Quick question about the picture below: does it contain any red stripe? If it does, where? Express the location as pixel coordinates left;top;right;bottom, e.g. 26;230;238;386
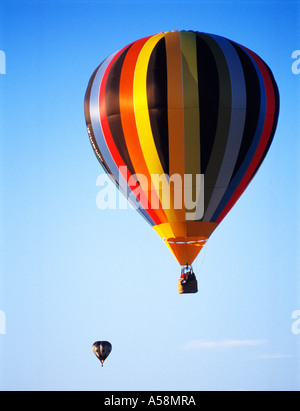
118;35;168;224
98;42;162;225
216;48;276;225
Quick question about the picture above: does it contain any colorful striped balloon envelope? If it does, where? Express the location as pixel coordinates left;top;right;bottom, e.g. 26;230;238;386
84;30;279;266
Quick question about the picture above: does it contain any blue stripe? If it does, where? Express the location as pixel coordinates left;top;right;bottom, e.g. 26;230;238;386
211;45;268;222
203;34;247;221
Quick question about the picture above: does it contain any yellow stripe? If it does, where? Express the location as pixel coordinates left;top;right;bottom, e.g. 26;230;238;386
181;31;201;174
133;33;177;222
133;33;165;177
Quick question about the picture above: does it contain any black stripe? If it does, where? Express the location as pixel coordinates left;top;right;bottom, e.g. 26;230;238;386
146;37;169;176
104;46;136;177
195;33;220;175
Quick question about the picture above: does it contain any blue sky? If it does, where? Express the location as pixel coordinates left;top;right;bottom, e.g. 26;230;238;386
0;0;299;391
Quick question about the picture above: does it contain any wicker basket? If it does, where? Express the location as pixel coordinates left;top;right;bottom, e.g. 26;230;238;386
178;279;198;294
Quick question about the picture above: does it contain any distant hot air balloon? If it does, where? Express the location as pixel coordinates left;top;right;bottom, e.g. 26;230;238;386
84;30;279;291
92;341;112;367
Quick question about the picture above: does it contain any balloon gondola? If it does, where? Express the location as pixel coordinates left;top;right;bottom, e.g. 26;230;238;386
84;31;279;293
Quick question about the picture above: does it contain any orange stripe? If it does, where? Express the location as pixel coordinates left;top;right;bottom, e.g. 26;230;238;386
119;36;168;224
165;31;186;223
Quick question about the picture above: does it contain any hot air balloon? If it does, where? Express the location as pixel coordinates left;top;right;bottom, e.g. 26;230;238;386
92;341;112;367
84;30;279;293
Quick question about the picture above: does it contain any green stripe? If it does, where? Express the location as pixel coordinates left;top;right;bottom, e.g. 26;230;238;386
181;31;201;178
